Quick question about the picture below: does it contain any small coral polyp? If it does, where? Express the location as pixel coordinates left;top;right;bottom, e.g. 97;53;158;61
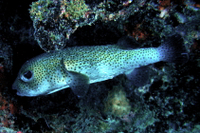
104;85;131;117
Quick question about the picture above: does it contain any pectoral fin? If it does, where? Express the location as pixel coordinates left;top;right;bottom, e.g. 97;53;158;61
67;71;89;97
61;58;89;97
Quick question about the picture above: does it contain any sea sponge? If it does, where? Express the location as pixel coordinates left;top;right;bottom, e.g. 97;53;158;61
104;85;131;117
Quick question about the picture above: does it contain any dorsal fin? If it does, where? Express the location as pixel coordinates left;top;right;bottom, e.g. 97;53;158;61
117;36;141;49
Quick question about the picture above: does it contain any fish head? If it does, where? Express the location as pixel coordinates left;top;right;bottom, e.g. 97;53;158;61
12;54;69;97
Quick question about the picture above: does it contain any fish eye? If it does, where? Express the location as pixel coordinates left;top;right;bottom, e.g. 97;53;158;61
20;70;33;82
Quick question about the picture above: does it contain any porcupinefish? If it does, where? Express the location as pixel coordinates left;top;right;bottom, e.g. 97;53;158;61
12;34;188;97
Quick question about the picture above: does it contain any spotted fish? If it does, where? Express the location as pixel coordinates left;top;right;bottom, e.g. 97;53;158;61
12;35;188;97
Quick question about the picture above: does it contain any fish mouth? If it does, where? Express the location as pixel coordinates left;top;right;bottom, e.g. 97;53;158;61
16;92;26;96
12;82;17;90
12;83;29;96
12;82;20;94
16;90;37;97
12;80;20;91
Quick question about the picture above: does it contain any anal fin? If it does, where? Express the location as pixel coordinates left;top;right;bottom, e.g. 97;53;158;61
126;66;150;87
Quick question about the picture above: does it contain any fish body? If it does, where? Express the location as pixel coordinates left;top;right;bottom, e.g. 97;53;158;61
12;35;188;97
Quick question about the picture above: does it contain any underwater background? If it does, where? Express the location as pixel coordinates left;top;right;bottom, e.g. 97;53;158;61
0;0;200;132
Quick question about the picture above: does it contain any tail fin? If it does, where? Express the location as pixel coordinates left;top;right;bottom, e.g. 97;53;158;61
157;34;189;63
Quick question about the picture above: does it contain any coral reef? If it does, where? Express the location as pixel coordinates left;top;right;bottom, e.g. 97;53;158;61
104;85;131;117
29;0;146;51
0;41;13;73
0;94;16;128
